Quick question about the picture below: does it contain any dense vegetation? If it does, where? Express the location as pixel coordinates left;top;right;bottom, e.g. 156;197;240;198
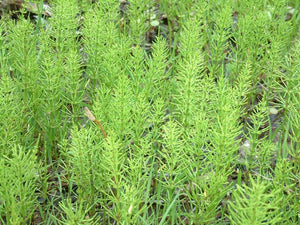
0;0;299;224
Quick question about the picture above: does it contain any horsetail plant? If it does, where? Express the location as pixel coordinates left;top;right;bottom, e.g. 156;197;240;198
0;0;299;224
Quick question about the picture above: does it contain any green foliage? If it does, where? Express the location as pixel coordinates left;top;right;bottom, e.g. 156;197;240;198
0;0;299;224
0;145;40;224
228;176;283;224
58;198;97;224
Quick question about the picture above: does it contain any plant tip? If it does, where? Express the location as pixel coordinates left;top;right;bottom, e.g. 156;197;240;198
84;106;96;121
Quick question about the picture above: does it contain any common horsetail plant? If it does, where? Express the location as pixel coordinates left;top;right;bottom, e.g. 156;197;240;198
0;0;299;223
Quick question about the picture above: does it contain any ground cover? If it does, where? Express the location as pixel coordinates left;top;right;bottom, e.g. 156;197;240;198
0;0;299;224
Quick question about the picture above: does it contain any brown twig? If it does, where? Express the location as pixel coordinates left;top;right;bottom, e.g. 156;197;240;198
84;107;107;139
